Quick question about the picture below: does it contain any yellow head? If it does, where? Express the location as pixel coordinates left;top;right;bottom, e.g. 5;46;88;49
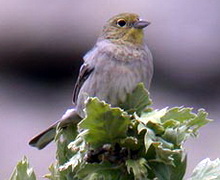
100;13;150;45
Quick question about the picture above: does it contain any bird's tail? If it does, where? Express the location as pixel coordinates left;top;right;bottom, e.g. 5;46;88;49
29;108;82;150
29;125;56;149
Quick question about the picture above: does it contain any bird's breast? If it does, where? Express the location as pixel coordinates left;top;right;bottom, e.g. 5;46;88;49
76;40;153;117
82;56;149;106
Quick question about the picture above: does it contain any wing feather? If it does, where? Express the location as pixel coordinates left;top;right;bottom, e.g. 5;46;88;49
72;63;94;105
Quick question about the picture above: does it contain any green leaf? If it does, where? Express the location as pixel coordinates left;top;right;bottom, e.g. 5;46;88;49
46;161;77;180
76;162;131;180
52;124;78;180
161;107;195;123
161;108;211;147
59;135;86;172
137;122;147;134
9;156;36;180
79;97;130;148
149;152;186;180
137;122;157;153
189;158;220;180
119;83;152;115
146;121;165;135
144;128;155;152
120;136;140;151
162;126;189;147
186;109;212;133
126;158;149;180
148;142;186;180
45;163;61;180
170;153;187;180
152;143;176;166
162;120;179;128
55;124;78;165
138;108;168;124
149;162;171;180
59;151;83;172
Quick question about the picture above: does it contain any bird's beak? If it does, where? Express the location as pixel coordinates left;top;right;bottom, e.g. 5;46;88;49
133;20;151;29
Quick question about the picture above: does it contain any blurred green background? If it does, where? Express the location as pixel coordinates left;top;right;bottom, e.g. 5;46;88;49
1;0;220;179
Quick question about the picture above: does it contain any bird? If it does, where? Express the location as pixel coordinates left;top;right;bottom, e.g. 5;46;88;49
29;12;153;149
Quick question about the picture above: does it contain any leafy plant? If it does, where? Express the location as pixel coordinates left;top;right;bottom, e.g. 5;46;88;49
9;157;36;180
10;83;219;180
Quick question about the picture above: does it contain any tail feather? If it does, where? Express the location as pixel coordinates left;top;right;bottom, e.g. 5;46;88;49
29;108;82;149
29;126;56;149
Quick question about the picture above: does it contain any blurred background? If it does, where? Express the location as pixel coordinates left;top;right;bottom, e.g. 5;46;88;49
1;0;220;179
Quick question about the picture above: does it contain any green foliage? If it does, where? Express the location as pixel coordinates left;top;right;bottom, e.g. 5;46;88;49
9;83;215;180
76;162;131;180
119;83;152;115
46;124;78;180
54;83;212;180
9;157;36;180
79;98;130;148
126;158;149;180
189;158;220;180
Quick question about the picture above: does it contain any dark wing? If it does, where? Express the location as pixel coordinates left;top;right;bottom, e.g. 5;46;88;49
72;63;94;105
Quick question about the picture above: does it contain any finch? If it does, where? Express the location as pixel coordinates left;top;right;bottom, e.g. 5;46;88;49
29;13;153;149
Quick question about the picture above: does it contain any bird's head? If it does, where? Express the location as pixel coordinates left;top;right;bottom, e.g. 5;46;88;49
100;13;150;45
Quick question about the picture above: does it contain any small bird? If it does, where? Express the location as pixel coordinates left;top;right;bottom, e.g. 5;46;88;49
29;13;153;149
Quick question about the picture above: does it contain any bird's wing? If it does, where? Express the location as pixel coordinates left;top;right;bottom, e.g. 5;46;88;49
72;63;94;105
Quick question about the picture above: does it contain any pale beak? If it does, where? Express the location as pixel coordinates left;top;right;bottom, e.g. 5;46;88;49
133;20;151;29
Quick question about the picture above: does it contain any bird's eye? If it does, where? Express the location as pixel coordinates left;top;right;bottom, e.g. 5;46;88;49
116;19;127;27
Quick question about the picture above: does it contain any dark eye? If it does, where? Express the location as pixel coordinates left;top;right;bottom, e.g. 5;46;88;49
116;19;127;27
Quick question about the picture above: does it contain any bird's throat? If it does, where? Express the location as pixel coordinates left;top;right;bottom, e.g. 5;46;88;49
122;28;144;45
